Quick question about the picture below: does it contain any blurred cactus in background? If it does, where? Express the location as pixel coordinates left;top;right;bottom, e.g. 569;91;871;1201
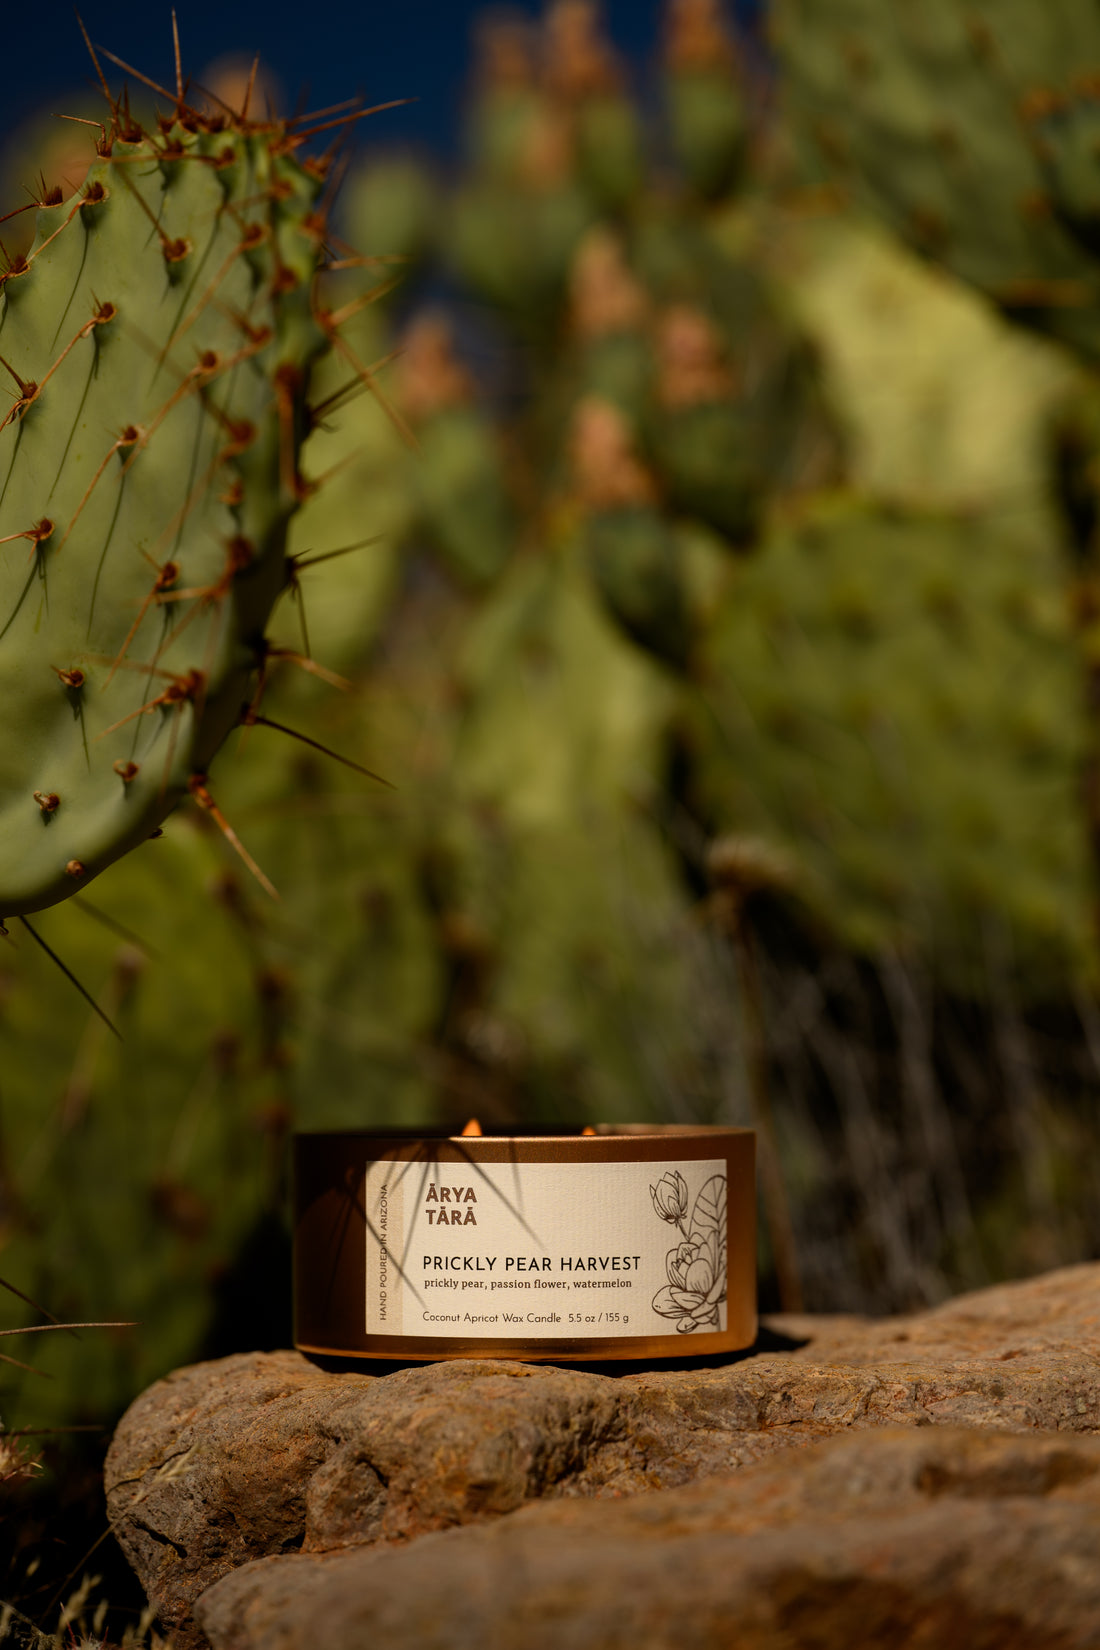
773;0;1100;936
260;0;1099;1320
5;0;1100;1452
772;0;1100;364
664;0;749;202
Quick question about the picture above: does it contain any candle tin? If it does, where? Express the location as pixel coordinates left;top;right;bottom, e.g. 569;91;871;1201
294;1125;756;1362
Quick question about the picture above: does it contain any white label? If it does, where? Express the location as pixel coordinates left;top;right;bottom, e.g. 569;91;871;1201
363;1157;728;1340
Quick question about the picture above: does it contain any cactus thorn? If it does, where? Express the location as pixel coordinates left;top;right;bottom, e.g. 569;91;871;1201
0;357;37;426
25;306;119;430
97;46;182;113
293;97;416;144
261;644;350;691
188;774;279;900
58;427;141;553
155;536;254;612
18;914;121;1039
0;245;30;285
171;9;184;105
102;561;179;684
0;1276;76;1336
286;96;361;131
72;893;158;959
240;54;261;121
23;192;88;266
116;346;230;473
0;203;36;230
321;323;418;450
240;708;393;786
74;11;117;121
289;535;384;575
97;665;204;736
161;232;266;359
116;166;193;266
0;519;54;552
53;111;110;156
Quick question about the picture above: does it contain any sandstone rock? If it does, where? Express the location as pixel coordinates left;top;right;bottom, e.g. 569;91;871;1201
196;1427;1100;1650
105;1262;1100;1649
768;1257;1100;1363
107;1355;623;1648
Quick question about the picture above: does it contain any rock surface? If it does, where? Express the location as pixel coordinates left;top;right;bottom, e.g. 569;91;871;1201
106;1262;1100;1649
196;1427;1100;1650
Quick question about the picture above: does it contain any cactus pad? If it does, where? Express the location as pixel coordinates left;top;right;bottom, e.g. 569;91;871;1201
0;106;329;917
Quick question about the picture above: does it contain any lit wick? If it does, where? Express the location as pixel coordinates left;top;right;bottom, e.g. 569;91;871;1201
461;1118;483;1137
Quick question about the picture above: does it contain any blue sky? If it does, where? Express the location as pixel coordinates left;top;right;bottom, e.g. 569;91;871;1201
11;1;693;160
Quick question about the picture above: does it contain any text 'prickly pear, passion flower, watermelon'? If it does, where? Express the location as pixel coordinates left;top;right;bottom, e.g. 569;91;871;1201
0;78;350;921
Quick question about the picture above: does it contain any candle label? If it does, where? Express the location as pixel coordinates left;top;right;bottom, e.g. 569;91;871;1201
363;1157;728;1339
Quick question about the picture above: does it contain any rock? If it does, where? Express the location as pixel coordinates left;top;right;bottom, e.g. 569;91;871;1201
767;1258;1100;1363
107;1355;625;1648
105;1262;1100;1649
196;1427;1100;1650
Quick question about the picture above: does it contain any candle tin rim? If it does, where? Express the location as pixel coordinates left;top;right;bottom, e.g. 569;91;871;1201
293;1123;751;1140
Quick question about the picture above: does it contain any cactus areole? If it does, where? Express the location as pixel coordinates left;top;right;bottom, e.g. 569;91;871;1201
0;96;335;919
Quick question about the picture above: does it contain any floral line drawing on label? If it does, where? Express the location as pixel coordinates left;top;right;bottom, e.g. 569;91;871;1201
648;1169;728;1334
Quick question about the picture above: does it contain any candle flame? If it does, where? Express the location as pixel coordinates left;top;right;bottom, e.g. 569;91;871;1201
461;1118;483;1137
582;1126;596;1135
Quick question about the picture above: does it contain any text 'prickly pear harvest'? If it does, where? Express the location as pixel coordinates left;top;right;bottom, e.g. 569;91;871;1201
0;54;358;921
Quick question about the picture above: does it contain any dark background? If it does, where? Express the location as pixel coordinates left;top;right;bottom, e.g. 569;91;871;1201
9;1;706;162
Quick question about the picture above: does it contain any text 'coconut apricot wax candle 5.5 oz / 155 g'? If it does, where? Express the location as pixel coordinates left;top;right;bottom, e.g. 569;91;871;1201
293;1123;756;1361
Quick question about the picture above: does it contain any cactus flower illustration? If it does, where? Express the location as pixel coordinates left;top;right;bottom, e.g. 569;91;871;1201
650;1173;727;1333
650;1169;689;1228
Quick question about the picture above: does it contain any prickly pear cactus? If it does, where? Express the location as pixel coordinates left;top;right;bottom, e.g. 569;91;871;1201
0;109;327;918
688;494;1093;985
6;0;1100;1419
664;0;748;201
773;0;1100;363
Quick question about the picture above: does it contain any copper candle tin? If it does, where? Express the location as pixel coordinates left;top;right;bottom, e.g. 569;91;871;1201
294;1125;756;1362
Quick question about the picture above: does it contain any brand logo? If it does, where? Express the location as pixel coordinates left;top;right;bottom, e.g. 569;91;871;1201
424;1183;478;1226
